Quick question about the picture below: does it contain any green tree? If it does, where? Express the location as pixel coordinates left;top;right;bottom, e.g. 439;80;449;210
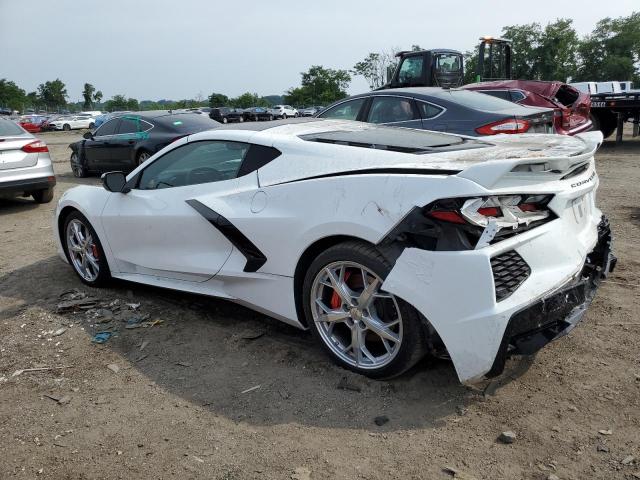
93;90;103;105
537;19;579;81
285;65;350;106
0;79;26;111
352;48;401;89
229;92;269;108
105;94;139;112
37;79;67;110
576;12;640;82
501;23;542;80
82;83;96;109
208;92;229;107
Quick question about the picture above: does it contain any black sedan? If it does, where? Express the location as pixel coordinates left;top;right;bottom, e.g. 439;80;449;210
243;107;274;121
315;87;555;137
69;111;220;177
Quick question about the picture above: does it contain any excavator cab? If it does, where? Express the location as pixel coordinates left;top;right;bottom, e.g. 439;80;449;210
381;49;464;89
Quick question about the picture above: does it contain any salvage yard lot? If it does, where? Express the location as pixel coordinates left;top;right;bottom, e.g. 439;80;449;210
1;130;639;479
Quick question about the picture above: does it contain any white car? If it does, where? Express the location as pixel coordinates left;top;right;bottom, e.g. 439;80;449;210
53;119;615;384
50;115;95;131
267;105;298;119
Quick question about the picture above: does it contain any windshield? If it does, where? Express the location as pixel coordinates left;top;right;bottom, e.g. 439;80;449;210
435;53;462;72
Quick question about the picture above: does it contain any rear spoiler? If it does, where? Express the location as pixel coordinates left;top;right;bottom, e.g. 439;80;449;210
456;131;603;189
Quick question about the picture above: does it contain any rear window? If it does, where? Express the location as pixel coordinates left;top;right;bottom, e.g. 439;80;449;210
443;90;519;112
0;119;25;136
156;114;220;131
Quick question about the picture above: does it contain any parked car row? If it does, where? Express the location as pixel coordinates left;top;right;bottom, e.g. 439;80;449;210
208;105;304;123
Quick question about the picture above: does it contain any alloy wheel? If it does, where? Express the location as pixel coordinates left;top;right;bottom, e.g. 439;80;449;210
311;261;403;369
66;219;100;282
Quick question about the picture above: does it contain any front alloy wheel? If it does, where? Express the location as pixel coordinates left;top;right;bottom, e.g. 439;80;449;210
303;241;427;378
63;212;110;286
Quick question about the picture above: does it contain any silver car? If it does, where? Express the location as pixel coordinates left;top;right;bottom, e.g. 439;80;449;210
0;118;56;203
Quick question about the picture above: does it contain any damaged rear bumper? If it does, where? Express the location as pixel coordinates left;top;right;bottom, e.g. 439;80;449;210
382;215;615;385
487;217;616;378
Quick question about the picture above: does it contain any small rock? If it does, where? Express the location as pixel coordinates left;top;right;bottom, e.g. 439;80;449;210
622;455;636;466
106;364;120;374
240;328;266;340
57;395;71;405
456;405;468;416
551;426;561;432
176;361;192;367
336;376;361;392
598;429;613;436
374;415;389;426
140;340;150;351
567;405;578;412
597;444;609;453
497;431;516;444
291;467;311;480
442;466;479;480
547;475;560;480
52;327;67;337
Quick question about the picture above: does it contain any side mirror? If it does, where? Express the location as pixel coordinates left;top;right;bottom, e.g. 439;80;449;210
101;171;129;193
83;131;93;139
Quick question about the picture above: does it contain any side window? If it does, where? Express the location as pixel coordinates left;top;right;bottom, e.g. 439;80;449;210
367;97;419;124
317;98;366;121
398;56;424;84
510;91;526;102
417;101;444;119
138;141;249;190
139;120;153;132
118;118;138;134
95;119;118;136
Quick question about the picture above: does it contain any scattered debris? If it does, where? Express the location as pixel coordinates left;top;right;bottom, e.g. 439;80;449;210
176;361;192;367
547;474;560;480
126;303;141;310
336;376;362;392
241;385;261;394
443;466;479;480
240;328;266;340
57;297;97;313
597;444;609;453
125;317;144;329
12;366;71;377
497;431;517;444
91;332;112;344
140;340;150;351
374;415;389;426
106;364;120;374
622;455;636;465
291;467;312;480
598;429;613;436
52;327;67;337
135;354;148;363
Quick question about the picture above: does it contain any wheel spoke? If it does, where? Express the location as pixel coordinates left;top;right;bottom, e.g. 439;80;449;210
325;267;355;307
357;276;380;309
350;326;365;366
86;254;99;272
361;315;400;344
314;299;349;324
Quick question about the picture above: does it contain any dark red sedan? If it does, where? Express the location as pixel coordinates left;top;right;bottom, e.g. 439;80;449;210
18;115;46;133
462;80;592;136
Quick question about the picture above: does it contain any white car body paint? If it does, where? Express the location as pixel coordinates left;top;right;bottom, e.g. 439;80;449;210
54;120;608;383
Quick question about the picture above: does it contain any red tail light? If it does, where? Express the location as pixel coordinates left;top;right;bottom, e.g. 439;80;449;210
428;210;466;224
475;118;530;135
21;140;49;153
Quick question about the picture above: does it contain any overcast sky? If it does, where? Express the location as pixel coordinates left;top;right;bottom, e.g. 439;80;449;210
1;0;637;102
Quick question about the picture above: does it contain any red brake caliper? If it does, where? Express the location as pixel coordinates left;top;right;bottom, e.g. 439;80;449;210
91;244;99;259
330;270;351;309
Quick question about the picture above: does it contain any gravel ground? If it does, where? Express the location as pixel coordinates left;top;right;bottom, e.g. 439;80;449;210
0;129;639;480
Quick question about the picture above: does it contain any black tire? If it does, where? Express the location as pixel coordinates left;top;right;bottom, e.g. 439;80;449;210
222;117;228;124
268;115;274;121
63;124;71;131
62;211;111;287
70;152;87;178
32;188;54;204
591;111;617;139
238;115;244;123
302;241;427;379
136;150;151;166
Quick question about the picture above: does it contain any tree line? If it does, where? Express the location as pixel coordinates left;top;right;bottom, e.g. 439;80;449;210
1;12;637;113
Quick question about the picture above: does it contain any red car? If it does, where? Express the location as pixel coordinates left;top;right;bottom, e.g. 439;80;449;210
462;80;592;136
18;116;46;133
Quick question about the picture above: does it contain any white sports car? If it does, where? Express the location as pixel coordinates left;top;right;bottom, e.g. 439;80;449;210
54;119;615;384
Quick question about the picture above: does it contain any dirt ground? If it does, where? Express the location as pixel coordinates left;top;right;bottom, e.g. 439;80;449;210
0;128;639;480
